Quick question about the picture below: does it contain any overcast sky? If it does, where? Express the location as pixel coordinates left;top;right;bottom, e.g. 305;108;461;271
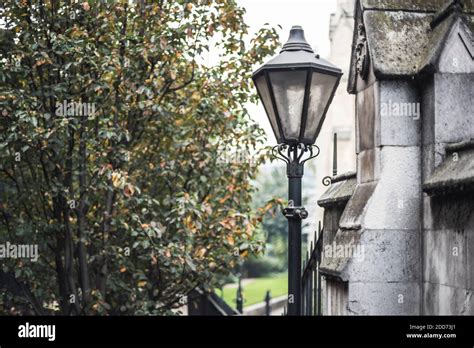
236;0;338;145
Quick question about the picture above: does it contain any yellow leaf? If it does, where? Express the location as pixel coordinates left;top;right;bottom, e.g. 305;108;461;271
219;194;231;204
111;172;121;187
245;224;253;237
264;202;274;211
119;266;126;273
138;280;147;287
196;247;207;258
191;91;200;101
184;215;191;228
226;235;235;246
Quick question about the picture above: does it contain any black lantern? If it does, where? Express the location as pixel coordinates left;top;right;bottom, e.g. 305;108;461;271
252;26;342;316
252;25;342;145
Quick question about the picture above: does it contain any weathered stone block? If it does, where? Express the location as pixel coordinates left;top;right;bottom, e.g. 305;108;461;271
343;229;420;283
348;281;420;315
468;226;474;291
357;148;379;183
356;83;376;153
423;282;473;315
421;76;435;145
434;73;474;143
424;228;467;289
364;146;421;230
376;80;421;146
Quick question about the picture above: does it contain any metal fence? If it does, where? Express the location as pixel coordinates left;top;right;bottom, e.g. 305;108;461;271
301;223;324;316
188;288;239;316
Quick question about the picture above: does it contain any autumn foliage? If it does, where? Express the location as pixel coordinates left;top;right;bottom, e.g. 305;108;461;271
0;0;279;314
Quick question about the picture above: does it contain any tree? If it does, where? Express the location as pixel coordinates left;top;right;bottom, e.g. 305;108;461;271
0;0;279;315
241;163;315;277
251;166;288;268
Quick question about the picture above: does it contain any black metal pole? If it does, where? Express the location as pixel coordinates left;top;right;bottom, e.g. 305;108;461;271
288;173;302;315
275;144;316;316
284;146;307;316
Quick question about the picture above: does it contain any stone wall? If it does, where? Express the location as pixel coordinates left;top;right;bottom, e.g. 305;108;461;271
318;0;474;315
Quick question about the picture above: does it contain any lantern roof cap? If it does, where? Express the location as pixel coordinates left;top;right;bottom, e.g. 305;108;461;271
252;26;343;78
281;25;314;52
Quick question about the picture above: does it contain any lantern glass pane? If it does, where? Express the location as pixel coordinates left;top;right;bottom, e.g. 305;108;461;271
303;72;338;143
269;70;307;142
254;74;282;143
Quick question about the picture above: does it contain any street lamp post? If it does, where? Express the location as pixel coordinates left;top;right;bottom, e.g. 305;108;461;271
252;26;342;315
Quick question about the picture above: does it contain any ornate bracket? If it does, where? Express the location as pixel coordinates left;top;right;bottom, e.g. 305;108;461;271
271;144;320;168
272;143;320;221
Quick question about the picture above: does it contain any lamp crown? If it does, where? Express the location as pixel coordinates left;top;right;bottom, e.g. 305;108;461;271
281;26;314;53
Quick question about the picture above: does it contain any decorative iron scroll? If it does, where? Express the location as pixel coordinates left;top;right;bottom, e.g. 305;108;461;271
271;143;320;165
322;176;332;186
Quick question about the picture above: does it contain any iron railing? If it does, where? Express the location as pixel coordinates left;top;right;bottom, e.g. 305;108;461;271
301;223;324;316
299;132;337;315
188;288;239;316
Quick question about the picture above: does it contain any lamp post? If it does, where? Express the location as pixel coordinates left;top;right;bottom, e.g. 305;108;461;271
252;26;342;315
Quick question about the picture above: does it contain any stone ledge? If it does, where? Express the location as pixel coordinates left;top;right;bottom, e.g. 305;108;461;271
423;145;474;195
317;172;357;208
